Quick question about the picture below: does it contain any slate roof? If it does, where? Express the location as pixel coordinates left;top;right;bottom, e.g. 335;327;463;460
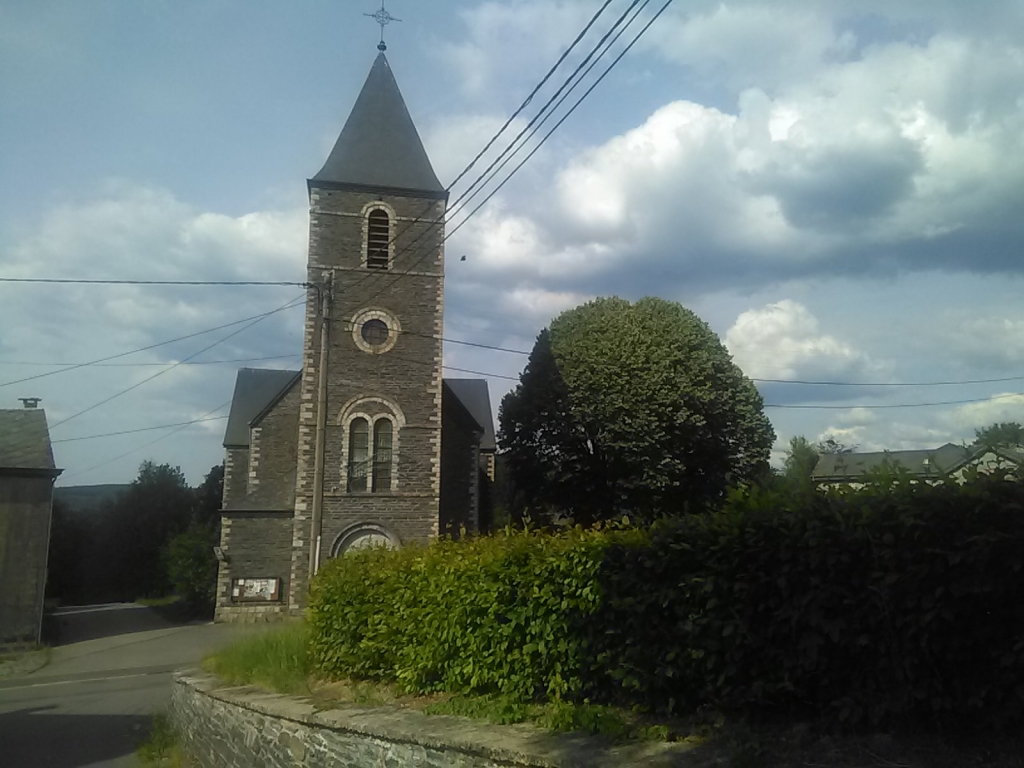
311;53;445;197
223;369;301;448
443;379;495;451
0;409;59;473
812;443;978;481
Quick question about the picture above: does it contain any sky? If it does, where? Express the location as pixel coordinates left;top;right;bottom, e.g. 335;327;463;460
2;0;1023;487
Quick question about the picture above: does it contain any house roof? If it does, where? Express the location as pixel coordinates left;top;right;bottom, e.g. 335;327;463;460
811;443;977;481
0;409;59;473
311;53;445;198
443;378;495;451
223;369;301;448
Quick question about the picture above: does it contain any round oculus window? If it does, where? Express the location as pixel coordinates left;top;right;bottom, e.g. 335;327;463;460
361;318;389;346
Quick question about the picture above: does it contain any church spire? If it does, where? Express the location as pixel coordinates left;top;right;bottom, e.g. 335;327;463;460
311;53;445;198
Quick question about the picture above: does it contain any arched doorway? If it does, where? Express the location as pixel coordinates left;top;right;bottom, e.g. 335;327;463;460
331;523;399;557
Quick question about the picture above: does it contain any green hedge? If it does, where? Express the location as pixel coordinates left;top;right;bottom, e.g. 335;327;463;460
308;476;1024;728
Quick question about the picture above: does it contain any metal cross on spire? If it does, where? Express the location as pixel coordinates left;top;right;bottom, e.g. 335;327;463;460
365;1;401;52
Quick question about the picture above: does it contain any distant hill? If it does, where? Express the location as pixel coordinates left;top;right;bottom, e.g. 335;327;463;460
54;484;130;515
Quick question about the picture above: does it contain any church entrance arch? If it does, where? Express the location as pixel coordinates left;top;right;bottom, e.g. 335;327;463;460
330;523;399;557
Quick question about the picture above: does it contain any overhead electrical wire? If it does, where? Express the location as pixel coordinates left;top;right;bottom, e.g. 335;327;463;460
0;300;308;389
0;354;303;368
59;400;233;482
448;0;675;242
763;392;1024;410
47;294;306;431
351;1;670;310
326;1;621;303
446;0;650;225
51;415;228;443
0;278;310;287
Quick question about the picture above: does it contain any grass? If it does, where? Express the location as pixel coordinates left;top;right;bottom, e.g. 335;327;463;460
423;695;677;742
136;713;190;767
202;621;311;695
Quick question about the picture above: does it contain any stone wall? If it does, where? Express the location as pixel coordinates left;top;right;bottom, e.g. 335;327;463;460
215;512;294;623
170;670;706;768
249;383;301;497
0;474;52;649
439;393;481;538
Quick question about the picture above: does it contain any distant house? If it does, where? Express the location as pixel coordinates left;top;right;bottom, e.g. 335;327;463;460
0;404;62;649
811;442;1023;486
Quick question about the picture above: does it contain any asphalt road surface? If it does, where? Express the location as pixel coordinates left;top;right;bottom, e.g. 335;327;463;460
0;604;255;768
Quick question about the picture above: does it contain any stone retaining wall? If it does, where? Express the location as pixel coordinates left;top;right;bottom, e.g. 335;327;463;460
170;670;715;768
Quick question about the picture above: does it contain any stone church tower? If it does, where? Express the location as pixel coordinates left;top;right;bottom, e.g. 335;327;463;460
288;52;449;607
214;51;493;623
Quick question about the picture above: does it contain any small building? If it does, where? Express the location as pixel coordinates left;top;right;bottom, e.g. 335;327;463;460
0;404;62;649
811;442;1023;487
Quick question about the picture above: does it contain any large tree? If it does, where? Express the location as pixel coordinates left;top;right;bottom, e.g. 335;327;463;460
499;297;775;525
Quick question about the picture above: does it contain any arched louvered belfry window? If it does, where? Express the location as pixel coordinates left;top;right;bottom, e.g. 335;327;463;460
347;417;370;492
372;419;393;492
366;209;390;270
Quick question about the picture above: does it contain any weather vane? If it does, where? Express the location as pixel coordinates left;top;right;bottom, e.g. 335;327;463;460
365;1;401;52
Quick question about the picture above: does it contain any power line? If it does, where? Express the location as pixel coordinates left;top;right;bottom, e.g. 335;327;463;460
0;277;310;287
763;392;1024;410
48;294;306;430
447;0;675;242
59;400;233;482
0;298;308;389
447;0;643;223
0;354;302;368
447;0;649;224
335;1;641;302
447;0;618;192
52;415;228;443
754;374;1024;387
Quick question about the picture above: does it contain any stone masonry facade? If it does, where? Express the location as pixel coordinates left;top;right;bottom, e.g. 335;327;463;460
0;475;53;649
217;382;301;622
288;187;446;610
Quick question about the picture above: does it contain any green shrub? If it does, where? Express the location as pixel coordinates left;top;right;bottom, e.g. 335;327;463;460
309;528;627;700
308;476;1024;729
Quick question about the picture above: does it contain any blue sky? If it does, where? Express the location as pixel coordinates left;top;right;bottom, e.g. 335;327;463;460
2;0;1023;486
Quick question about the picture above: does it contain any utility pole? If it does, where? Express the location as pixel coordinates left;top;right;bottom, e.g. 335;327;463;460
309;271;332;581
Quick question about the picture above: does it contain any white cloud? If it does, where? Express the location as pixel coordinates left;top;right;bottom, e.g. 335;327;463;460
941;393;1024;432
949;317;1024;367
724;300;880;381
646;4;856;93
441;1;601;98
0;182;307;483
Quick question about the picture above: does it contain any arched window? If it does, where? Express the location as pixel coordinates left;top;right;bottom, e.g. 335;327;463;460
347;417;369;492
372;419;393;492
366;209;390;270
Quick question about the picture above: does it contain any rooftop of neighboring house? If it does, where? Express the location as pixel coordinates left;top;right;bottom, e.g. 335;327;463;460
0;408;60;474
811;442;1023;482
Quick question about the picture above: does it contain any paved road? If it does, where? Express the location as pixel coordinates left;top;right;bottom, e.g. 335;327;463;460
0;604;255;768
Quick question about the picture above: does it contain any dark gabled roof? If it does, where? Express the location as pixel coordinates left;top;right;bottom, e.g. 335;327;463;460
0;409;59;473
811;443;976;481
311;53;445;198
443;378;495;451
223;369;301;448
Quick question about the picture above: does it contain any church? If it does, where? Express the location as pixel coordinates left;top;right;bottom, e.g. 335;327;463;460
215;49;495;622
